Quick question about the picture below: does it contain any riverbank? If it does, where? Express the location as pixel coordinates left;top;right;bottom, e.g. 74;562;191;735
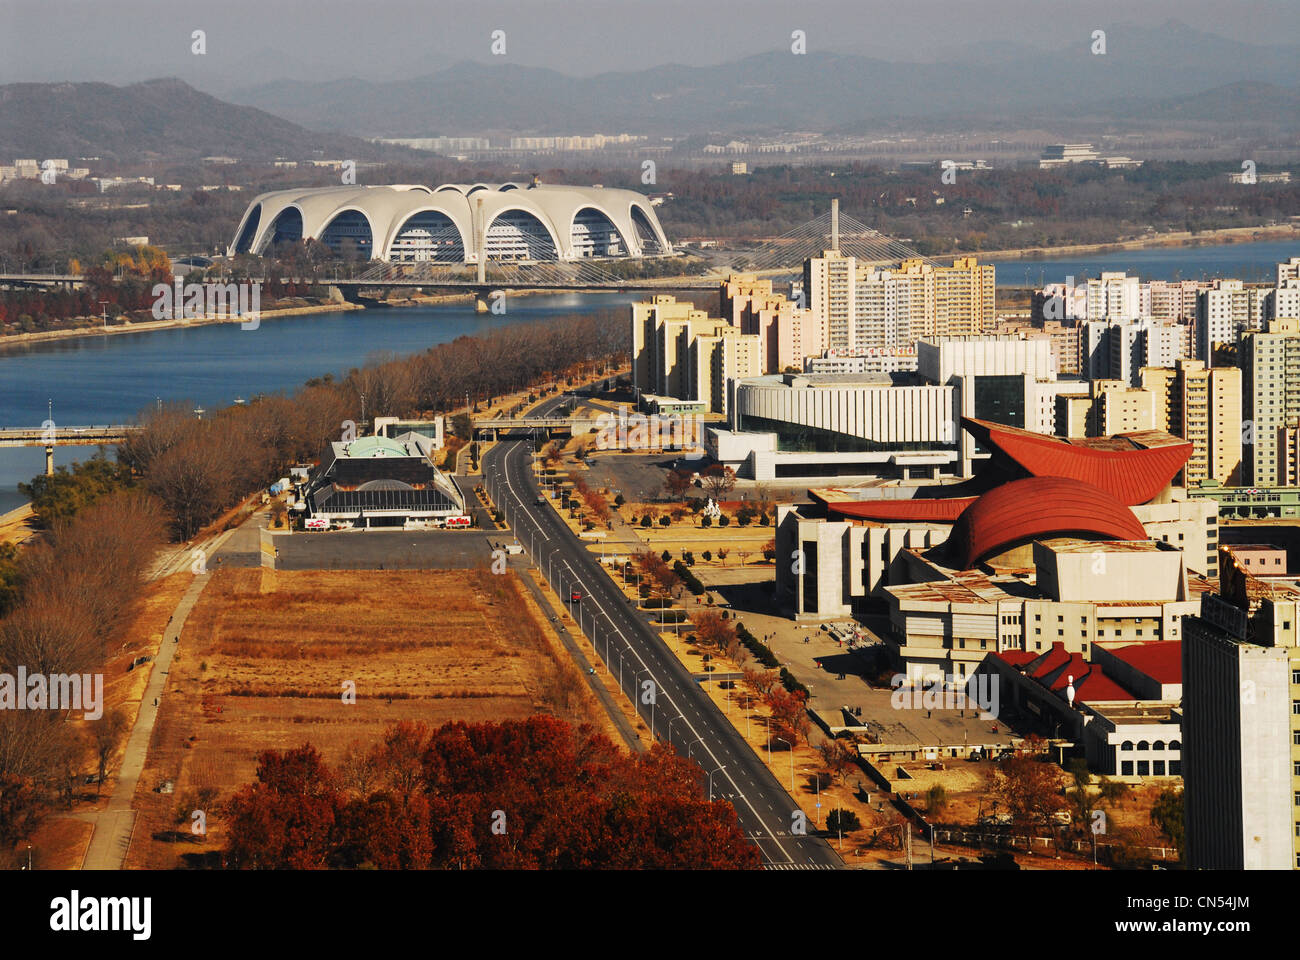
978;222;1300;263
0;299;377;352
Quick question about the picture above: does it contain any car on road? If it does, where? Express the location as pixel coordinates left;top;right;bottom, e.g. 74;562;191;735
570;590;583;602
535;495;547;505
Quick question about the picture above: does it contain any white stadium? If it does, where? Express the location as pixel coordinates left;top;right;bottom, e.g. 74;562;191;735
227;181;673;263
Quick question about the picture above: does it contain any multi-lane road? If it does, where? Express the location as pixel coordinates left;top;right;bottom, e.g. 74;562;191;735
482;401;840;869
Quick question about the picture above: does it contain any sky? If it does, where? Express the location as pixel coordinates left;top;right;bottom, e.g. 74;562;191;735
2;0;1298;91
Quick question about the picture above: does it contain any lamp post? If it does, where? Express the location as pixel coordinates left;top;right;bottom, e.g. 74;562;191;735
774;737;794;791
688;738;705;762
666;714;682;746
709;765;726;802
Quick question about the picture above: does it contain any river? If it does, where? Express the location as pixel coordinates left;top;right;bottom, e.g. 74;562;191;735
0;293;642;513
991;239;1300;286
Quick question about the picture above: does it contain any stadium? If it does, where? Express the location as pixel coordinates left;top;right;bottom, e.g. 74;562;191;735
227;181;674;263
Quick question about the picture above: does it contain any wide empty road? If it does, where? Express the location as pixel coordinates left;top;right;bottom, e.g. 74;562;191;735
483;405;839;869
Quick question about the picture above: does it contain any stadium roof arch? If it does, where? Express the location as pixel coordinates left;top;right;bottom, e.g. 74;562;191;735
228;182;672;262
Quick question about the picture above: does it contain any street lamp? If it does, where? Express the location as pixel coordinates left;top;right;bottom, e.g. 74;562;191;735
688;738;705;762
709;765;726;802
666;714;684;745
774;737;794;791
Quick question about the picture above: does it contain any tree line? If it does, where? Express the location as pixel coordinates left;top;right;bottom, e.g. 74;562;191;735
224;718;760;869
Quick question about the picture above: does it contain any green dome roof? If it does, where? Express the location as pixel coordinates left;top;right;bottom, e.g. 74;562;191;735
344;436;409;458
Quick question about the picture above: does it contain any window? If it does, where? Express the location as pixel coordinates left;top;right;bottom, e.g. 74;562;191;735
1153;761;1165;776
1122;761;1133;776
1153;741;1165;751
1137;761;1150;776
1293;670;1300;686
1138;741;1150;751
1121;740;1134;751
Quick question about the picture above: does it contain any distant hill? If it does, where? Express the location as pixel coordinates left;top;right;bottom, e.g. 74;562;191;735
1135;81;1300;123
226;23;1300;137
0;78;395;162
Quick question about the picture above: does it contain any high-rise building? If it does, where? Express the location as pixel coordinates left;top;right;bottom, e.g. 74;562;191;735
917;334;1056;474
721;274;825;373
1242;318;1300;486
1197;280;1270;361
1143;359;1243;487
630;294;762;416
803;250;856;353
1055;379;1158;438
1182;547;1300;870
803;252;994;353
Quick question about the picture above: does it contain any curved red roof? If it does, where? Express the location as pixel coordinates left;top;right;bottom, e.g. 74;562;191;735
947;476;1147;569
964;419;1191;506
828;497;976;523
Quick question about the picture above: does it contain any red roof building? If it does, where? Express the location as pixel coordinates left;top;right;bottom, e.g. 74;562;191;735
945;476;1148;569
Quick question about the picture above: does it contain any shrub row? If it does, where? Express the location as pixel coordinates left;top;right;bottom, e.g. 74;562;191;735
735;622;810;696
673;560;705;595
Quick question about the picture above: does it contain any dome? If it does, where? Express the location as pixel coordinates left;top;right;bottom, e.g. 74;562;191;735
946;476;1147;569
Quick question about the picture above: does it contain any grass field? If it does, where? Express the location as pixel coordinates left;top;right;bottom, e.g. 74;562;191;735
123;566;612;868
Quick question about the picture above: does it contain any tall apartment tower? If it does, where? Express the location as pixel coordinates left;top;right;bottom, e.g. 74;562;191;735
1242;318;1300;486
1182;548;1300;870
1145;359;1243;487
1197;280;1270;363
803;250;856;353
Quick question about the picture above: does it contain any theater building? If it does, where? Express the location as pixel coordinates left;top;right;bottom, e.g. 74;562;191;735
304;433;465;528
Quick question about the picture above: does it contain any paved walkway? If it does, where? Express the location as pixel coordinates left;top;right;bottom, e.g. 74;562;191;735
80;528;236;869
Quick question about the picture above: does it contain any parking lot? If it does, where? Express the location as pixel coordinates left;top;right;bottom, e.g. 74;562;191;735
269;527;517;571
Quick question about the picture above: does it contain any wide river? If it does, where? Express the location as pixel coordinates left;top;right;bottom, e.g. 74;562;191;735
991;238;1300;286
0;293;642;513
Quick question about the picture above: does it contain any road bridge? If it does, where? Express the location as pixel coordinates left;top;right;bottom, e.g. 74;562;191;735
0;425;138;474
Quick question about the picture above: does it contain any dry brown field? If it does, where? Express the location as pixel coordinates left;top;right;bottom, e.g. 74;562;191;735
123;566;612;868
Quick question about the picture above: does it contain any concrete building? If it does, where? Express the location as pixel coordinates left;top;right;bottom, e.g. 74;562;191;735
721;274;826;373
804;349;918;376
881;536;1200;682
1182;548;1300;869
229;181;672;262
304;432;465;527
714;372;958;482
1054;379;1158;438
1242;317;1300;487
774;417;1213;619
977;642;1184;779
630;295;762;417
1197;280;1270;360
803;251;995;353
916;335;1057;474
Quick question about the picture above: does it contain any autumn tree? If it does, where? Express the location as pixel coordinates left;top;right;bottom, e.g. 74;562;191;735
700;464;737;501
663;468;694;500
992;751;1067;832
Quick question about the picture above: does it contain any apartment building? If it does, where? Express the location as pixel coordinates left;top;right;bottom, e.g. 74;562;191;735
1242;318;1300;486
803;251;995;353
1182;548;1300;870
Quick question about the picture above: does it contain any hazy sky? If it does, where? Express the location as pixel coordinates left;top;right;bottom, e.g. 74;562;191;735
3;0;1297;90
